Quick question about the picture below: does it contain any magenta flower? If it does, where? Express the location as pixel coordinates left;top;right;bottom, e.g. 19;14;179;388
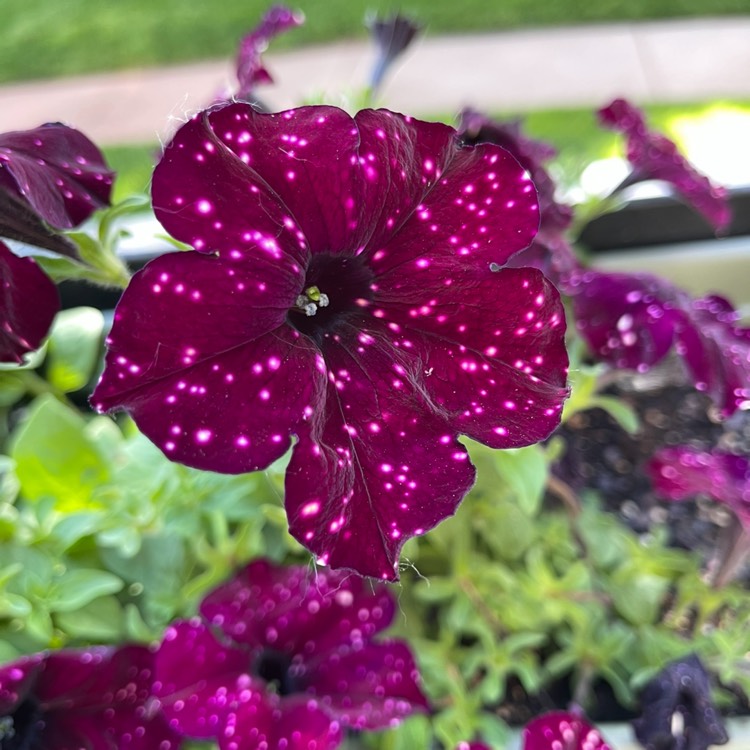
0;240;60;363
569;270;750;416
598;98;730;232
455;743;491;750
154;559;428;750
649;446;750;527
0;122;113;255
91;103;569;579
522;711;611;750
0;645;180;749
235;5;304;101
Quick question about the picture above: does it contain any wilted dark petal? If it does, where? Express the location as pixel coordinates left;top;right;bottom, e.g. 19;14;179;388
155;620;260;739
200;560;395;658
0;653;43;715
0;123;113;229
94;313;325;473
206;104;365;256
632;654;728;750
458;108;572;233
224;699;342;750
649;447;750;528
353;109;457;252
311;640;428;730
286;324;476;579
523;711;611;750
235;5;304;98
366;14;422;91
569;270;689;371
598;98;730;232
678;295;750;416
0;240;60;363
368;140;539;276
377;262;568;448
151;107;310;268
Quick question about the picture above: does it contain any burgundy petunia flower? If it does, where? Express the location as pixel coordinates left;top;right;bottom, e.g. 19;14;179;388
0;645;180;749
154;559;428;750
598;98;730;232
632;654;728;750
455;743;491;750
0;122;113;256
366;13;423;92
649;446;750;527
568;270;750;416
522;711;611;750
91;103;569;579
235;5;304;101
0;240;60;363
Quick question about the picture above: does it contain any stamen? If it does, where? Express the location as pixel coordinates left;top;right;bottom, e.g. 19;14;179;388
294;286;330;317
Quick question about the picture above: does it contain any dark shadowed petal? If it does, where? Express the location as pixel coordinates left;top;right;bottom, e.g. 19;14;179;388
206;104;365;256
649;446;750;528
505;231;581;291
0;123;113;229
310;640;428;730
151;107;310;268
91;249;325;473
678;295;750;416
0;653;44;715
235;5;305;99
632;654;728;750
523;711;611;750
458;108;573;233
36;646;181;750
200;559;395;657
376;262;568;448
285;323;476;579
155;620;260;739
569;270;690;371
598;98;730;232
353;109;458;252
223;698;342;750
367;140;539;276
0;240;60;363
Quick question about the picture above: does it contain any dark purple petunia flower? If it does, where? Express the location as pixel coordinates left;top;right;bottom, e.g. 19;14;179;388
455;742;491;750
235;5;304;101
91;103;569;579
366;13;423;93
649;446;750;528
632;654;728;750
598;98;731;232
154;559;428;750
522;711;611;750
0;122;113;252
0;645;180;750
0;240;60;363
569;270;750;416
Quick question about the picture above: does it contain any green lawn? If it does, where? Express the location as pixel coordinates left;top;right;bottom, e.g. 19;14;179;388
5;0;750;84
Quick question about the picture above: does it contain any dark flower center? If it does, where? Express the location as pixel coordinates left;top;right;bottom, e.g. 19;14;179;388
287;253;375;343
253;649;299;696
0;698;43;750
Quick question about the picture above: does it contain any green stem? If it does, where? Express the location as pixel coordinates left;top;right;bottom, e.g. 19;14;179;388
19;370;75;408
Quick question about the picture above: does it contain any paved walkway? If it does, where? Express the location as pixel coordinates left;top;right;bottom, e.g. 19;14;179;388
2;16;750;145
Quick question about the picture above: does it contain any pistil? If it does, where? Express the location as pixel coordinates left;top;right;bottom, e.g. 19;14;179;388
294;285;330;317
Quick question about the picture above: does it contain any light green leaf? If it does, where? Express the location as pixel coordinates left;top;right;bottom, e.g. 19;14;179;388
10;395;111;510
46;307;105;392
46;569;123;612
55;595;123;640
491;445;548;516
589;395;641;434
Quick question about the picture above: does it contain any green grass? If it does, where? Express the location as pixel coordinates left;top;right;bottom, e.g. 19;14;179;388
5;0;750;84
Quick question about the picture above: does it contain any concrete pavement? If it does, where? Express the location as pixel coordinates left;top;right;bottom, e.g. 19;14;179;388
2;16;750;146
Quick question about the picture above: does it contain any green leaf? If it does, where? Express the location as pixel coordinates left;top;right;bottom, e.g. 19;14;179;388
46;307;104;392
385;714;432;750
46;569;123;612
0;373;25;406
589;395;641;434
55;595;123;640
0;592;31;618
491;445;548;516
10;395;111;510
